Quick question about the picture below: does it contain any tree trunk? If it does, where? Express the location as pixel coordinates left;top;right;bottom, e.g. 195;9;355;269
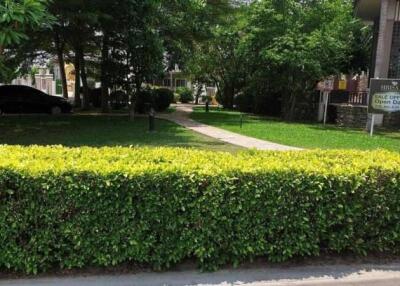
129;101;135;121
80;50;90;110
223;83;235;109
74;49;82;108
282;91;297;121
288;93;297;121
100;34;110;113
54;31;68;99
230;85;235;108
129;78;143;121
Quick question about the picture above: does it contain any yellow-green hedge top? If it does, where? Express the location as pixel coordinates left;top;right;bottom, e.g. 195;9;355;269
0;145;399;175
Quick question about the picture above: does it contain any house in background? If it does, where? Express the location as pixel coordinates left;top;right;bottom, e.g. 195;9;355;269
12;67;58;96
10;61;87;100
151;65;218;102
151;67;192;92
9;61;218;105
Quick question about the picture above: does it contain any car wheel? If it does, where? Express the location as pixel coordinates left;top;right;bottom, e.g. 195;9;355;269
50;106;62;115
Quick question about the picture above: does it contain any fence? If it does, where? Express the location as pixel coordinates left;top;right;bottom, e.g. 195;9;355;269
329;91;368;106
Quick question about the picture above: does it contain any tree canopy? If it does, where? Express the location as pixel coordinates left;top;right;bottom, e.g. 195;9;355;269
0;0;371;118
0;0;52;82
188;0;371;119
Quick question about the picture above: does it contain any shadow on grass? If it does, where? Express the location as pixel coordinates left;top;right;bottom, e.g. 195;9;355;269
0;115;234;150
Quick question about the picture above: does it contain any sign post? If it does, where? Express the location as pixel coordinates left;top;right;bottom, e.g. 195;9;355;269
322;79;333;125
368;78;400;136
370;114;375;137
323;91;329;125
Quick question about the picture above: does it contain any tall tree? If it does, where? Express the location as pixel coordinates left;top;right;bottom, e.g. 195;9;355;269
186;2;248;108
241;0;365;120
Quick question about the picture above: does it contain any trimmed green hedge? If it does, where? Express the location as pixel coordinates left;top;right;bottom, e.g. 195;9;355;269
176;87;194;103
1;146;400;274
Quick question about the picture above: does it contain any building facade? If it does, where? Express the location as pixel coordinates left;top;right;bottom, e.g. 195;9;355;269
12;68;57;96
355;0;400;126
356;0;400;78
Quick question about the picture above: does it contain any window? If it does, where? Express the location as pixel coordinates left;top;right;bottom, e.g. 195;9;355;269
163;79;171;87
176;79;187;88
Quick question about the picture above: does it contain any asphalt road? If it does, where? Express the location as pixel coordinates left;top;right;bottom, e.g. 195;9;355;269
1;263;400;286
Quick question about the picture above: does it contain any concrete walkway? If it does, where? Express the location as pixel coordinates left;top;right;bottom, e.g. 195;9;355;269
158;105;301;151
2;263;400;286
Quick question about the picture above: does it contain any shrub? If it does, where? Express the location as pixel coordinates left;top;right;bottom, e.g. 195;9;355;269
134;89;154;113
234;92;254;113
173;93;179;104
176;87;194;103
135;88;174;113
153;88;174;112
89;88;102;108
110;90;129;110
1;146;400;274
253;92;281;116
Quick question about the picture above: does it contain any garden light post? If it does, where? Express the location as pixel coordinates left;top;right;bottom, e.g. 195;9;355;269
370;114;375;137
205;100;210;113
322;79;333;125
149;107;155;132
323;91;329;125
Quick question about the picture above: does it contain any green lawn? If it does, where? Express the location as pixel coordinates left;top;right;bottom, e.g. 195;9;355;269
191;108;400;152
0;115;240;152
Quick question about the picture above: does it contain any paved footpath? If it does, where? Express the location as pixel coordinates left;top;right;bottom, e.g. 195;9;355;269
158;105;302;151
2;263;400;286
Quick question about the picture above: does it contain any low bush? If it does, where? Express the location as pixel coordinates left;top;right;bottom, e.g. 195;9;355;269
135;88;174;113
110;90;129;110
89;88;102;108
176;87;194;103
134;89;154;113
173;93;180;104
234;92;254;113
1;146;400;274
153;88;174;112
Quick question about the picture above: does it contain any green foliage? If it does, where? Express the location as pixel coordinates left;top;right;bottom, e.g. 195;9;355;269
240;0;366;119
234;92;254;113
109;90;128;110
173;92;180;104
188;0;371;119
1;146;400;274
186;4;248;108
134;89;154;114
153;88;174;112
135;88;174;113
0;0;52;82
176;87;194;103
241;0;369;120
0;0;51;47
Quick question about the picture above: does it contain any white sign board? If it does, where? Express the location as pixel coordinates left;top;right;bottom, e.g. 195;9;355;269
369;79;400;114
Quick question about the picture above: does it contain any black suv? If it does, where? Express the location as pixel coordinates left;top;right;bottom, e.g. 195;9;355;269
0;85;72;115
